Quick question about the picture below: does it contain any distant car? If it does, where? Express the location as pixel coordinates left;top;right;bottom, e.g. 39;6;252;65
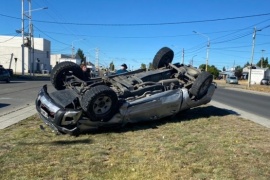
260;78;269;85
0;67;11;83
226;76;238;84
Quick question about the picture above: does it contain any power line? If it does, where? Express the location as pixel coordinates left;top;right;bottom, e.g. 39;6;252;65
33;25;70;46
1;12;270;26
0;34;19;43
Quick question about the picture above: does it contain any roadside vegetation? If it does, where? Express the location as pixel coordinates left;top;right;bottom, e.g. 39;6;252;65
1;105;270;179
215;79;270;93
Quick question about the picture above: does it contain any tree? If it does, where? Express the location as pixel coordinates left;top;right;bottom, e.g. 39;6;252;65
76;48;86;64
222;66;226;71
243;61;250;67
148;62;153;70
141;63;146;69
109;61;115;71
256;57;269;68
234;66;243;79
199;64;219;78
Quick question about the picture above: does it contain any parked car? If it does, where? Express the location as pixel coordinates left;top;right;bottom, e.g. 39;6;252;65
226;76;238;84
0;67;11;83
260;78;269;85
36;47;216;135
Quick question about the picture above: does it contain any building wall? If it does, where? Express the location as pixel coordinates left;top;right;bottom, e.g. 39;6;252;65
250;69;265;84
50;54;82;70
0;35;50;74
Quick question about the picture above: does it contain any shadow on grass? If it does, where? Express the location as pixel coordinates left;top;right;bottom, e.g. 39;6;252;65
83;105;239;135
18;139;93;146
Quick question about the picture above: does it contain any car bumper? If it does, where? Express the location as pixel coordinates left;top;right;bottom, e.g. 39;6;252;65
35;85;82;134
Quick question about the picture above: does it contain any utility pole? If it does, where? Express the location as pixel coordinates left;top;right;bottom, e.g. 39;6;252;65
248;27;260;88
28;0;32;75
95;48;99;71
182;48;184;64
261;49;265;68
206;40;210;71
193;31;210;71
21;0;25;75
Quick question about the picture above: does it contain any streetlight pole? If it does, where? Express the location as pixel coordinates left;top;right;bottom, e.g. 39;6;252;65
193;31;210;71
190;55;197;66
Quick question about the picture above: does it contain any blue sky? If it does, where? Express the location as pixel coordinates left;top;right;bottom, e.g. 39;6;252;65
1;0;270;70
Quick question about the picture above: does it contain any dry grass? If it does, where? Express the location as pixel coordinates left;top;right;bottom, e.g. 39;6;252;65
1;105;270;180
215;79;270;93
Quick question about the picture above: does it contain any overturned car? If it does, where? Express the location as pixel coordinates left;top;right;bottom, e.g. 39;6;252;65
36;47;216;135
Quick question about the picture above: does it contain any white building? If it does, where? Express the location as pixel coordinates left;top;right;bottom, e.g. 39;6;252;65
50;54;82;70
243;66;270;84
0;35;50;74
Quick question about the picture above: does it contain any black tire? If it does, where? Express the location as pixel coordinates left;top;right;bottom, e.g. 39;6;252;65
189;72;213;99
81;85;118;122
6;78;10;83
50;61;83;90
152;47;174;69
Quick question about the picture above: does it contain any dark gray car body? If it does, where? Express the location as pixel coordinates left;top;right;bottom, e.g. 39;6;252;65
0;67;10;83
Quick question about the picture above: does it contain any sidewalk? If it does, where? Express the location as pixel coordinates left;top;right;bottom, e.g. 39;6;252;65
0;104;37;129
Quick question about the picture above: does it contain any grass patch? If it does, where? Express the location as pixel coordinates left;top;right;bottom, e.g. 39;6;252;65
1;105;270;179
215;79;270;93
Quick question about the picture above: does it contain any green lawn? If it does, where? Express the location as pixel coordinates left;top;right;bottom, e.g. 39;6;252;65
1;105;270;180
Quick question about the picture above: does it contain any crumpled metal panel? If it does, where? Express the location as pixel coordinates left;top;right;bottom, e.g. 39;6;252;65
124;89;183;123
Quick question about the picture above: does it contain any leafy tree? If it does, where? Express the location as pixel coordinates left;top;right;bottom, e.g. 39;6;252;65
234;66;243;79
141;63;146;69
148;62;153;70
243;61;250;67
256;57;269;68
199;64;219;78
199;64;206;71
76;48;86;64
109;61;115;71
222;66;226;71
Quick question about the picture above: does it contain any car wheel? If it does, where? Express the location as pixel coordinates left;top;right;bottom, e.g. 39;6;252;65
50;61;83;90
81;85;118;122
6;77;10;83
189;72;213;99
152;47;174;69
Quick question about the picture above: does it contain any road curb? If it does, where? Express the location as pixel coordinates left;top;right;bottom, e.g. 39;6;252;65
0;104;37;129
210;100;270;128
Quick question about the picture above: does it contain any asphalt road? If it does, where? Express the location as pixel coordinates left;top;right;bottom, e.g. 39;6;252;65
212;86;270;120
0;79;53;118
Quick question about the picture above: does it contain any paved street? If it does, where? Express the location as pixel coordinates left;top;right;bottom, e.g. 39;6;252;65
212;86;270;120
0;79;53;129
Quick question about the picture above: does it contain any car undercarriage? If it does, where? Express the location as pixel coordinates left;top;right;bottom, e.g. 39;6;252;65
35;47;216;135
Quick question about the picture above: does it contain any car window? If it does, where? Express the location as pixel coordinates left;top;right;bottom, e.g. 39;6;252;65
230;77;237;79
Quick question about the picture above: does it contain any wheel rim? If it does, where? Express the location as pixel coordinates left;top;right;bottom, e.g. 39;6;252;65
93;95;112;115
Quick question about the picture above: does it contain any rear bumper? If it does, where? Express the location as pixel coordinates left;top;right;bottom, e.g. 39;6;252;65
35;85;82;134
